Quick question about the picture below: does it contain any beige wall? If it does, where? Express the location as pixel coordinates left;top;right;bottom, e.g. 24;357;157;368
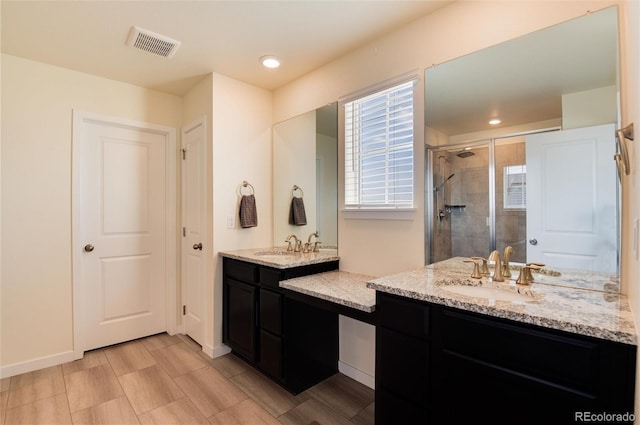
562;85;618;129
317;131;338;248
210;72;273;352
0;54;182;370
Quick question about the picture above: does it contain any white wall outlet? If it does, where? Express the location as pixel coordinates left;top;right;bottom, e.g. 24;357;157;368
226;215;235;229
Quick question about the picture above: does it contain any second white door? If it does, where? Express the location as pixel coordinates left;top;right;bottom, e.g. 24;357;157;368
182;118;206;347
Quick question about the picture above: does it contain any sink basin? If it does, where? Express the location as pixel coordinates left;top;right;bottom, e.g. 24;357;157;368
436;279;541;303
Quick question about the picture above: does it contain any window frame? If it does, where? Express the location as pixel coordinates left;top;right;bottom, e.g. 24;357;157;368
340;74;419;219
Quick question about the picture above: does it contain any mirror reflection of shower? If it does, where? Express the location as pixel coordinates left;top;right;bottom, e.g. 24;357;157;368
433;148;475;222
428;137;528;265
434;172;455;221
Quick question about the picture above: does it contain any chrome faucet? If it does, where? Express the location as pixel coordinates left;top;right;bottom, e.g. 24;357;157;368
502;246;514;278
285;234;302;252
303;231;320;253
488;250;505;282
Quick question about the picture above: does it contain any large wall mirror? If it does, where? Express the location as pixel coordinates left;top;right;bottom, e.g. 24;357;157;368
425;6;620;278
273;103;338;250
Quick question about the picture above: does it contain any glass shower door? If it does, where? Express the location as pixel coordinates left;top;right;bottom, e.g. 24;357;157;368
429;144;490;264
494;136;527;264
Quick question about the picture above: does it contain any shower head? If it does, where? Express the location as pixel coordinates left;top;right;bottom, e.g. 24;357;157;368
456;150;475;158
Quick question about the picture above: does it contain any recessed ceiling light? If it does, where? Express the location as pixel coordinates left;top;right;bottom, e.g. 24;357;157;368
489;119;501;125
260;55;280;69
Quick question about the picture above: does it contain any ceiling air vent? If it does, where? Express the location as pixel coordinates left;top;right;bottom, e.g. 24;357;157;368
126;26;181;58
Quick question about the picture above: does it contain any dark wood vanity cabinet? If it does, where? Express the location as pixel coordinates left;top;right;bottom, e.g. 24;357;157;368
222;257;339;394
376;292;637;425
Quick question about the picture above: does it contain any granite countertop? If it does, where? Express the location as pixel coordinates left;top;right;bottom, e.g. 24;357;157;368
218;247;339;269
280;270;376;313
367;257;637;345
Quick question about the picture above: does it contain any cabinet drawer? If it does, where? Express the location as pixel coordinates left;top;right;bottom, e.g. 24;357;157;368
437;349;593;425
377;293;430;339
440;308;599;391
377;327;429;406
260;267;283;288
260;289;282;335
224;258;259;283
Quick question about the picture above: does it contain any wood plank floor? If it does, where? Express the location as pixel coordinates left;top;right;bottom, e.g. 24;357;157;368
0;333;375;425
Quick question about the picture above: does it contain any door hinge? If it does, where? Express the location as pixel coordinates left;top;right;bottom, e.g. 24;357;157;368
181;149;186;160
182;227;186;237
183;305;186;315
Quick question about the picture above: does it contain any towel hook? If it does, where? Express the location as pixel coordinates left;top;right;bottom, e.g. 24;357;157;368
238;180;255;196
292;185;304;198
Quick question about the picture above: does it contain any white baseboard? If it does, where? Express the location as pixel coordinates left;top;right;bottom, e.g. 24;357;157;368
338;360;375;389
0;350;81;379
211;344;232;358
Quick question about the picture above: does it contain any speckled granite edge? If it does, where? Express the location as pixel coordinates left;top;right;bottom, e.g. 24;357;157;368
280;270;376;313
367;262;637;346
218;247;339;269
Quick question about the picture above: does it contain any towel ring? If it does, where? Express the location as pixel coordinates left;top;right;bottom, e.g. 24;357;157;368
238;180;255;196
292;185;304;198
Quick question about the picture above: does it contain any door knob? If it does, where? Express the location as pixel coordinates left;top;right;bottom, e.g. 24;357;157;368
529;239;538;246
84;244;95;252
193;243;203;251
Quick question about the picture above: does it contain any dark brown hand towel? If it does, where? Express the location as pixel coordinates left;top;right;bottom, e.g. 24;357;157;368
289;197;307;226
239;194;258;228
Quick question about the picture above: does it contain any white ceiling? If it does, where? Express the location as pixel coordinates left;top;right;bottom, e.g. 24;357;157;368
425;6;619;136
1;0;451;95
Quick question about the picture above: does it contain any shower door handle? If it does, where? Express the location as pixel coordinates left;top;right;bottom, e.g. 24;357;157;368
529;238;538;246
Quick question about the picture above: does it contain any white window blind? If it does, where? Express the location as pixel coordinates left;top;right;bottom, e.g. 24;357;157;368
503;165;526;210
344;81;414;208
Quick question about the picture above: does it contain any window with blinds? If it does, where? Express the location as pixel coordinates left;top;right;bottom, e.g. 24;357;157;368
503;165;526;210
344;80;414;208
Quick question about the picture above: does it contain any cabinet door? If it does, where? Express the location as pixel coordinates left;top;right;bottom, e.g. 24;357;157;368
376;327;429;406
260;289;282;335
376;387;429;425
224;278;257;362
259;329;283;380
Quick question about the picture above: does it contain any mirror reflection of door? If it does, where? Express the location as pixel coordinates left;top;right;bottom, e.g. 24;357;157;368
526;124;617;273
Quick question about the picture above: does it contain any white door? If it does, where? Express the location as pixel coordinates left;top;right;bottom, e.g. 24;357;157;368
526;123;617;273
74;112;174;351
181;118;206;347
